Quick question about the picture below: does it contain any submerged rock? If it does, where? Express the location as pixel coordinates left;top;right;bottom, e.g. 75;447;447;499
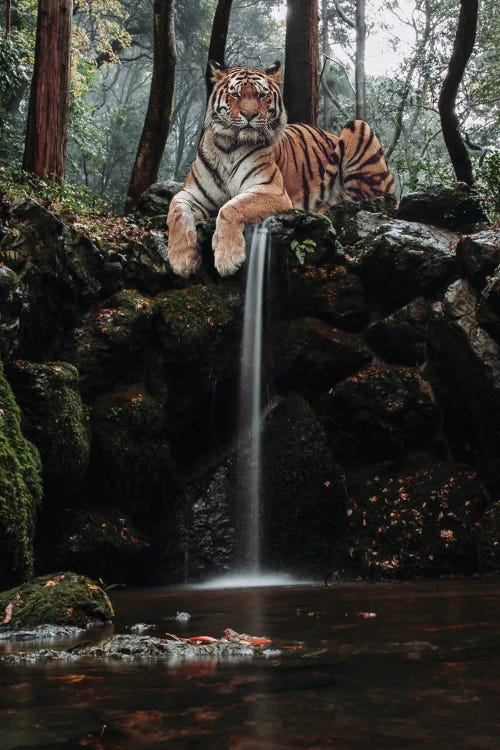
0;572;114;629
397;183;489;231
0;363;42;589
320;365;439;466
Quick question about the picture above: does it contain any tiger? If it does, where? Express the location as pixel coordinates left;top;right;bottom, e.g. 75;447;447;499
167;60;394;278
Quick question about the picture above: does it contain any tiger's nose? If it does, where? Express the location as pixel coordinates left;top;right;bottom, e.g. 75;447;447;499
241;111;255;123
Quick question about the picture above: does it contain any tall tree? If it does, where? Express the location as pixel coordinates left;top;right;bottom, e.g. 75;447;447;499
354;0;366;119
438;0;478;185
206;0;233;99
5;0;12;36
284;0;319;124
126;0;176;213
22;0;73;180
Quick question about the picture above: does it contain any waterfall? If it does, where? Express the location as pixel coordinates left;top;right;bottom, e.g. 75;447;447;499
238;220;270;573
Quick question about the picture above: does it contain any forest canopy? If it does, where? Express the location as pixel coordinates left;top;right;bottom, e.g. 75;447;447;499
0;0;498;214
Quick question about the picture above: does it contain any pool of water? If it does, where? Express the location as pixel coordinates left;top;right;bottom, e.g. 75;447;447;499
0;578;498;749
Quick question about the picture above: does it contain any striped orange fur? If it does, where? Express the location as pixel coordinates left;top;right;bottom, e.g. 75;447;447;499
167;61;394;277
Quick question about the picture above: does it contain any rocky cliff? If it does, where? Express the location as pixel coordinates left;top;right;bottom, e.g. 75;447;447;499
0;183;498;586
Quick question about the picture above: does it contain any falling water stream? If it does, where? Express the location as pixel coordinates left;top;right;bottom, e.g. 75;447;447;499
238;220;270;573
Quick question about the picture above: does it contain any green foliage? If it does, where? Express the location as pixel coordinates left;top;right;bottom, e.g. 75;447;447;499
291;238;317;265
1;168;116;215
476;152;500;218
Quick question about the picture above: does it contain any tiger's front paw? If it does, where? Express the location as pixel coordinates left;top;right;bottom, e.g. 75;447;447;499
213;228;246;277
167;235;201;278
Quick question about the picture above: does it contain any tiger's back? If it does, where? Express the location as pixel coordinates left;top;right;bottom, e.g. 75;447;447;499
275;120;394;213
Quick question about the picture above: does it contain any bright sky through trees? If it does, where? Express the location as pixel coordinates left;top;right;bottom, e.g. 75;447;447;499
271;0;416;75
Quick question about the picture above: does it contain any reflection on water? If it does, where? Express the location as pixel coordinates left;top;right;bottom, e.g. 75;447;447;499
0;579;499;749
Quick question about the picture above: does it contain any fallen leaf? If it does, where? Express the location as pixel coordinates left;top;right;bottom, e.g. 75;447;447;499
2;601;13;624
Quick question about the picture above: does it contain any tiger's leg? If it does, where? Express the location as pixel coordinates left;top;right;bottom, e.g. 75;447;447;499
213;188;293;277
167;190;208;278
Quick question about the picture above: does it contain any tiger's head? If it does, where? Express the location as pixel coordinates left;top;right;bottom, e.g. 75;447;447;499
206;61;287;147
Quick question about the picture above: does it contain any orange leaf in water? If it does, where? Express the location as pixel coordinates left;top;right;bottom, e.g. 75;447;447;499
2;601;13;624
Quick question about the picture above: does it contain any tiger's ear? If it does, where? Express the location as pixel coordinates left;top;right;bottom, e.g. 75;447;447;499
208;60;228;83
265;61;281;82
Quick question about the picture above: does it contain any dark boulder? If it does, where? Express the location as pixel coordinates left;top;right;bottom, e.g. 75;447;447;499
366;297;435;366
456;229;500;287
287;264;369;331
110;230;177;295
134;180;182;218
319;365;439;466
54;510;151;585
260;395;346;575
268;210;340;268
477;266;500;343
397;183;489;232
343;457;487;578
352;219;457;311
326;194;397;239
0;363;42;589
478;502;500;572
0;572;113;629
0;200;108;358
340;210;389;245
274;317;372;399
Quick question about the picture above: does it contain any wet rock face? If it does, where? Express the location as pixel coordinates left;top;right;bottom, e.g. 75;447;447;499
0;265;23;359
0;363;42;589
344;458;487;578
456;230;500;287
478;267;500;343
427;279;500;483
326;193;397;239
320;365;439;466
366;297;435;366
0;572;113;629
352;220;457;311
397;183;489;231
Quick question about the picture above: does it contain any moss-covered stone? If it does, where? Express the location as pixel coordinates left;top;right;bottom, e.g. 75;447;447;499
7;360;90;495
87;386;181;524
0;362;42;588
62;288;157;399
0;572;113;629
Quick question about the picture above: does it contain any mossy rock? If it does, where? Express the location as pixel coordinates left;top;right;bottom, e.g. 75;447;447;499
0;362;42;588
0;572;114;629
7;360;90;494
269;209;340;268
156;284;239;373
88;386;181;522
62;288;157;400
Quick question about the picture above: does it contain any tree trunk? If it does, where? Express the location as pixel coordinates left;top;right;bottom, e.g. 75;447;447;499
206;0;233;99
284;0;319;125
22;0;73;181
438;0;478;185
126;0;176;213
355;0;366;119
6;0;12;35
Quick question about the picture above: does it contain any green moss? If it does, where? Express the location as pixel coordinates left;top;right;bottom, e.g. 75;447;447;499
0;362;42;588
0;572;114;628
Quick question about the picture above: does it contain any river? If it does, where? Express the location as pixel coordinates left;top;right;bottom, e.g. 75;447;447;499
0;578;498;749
